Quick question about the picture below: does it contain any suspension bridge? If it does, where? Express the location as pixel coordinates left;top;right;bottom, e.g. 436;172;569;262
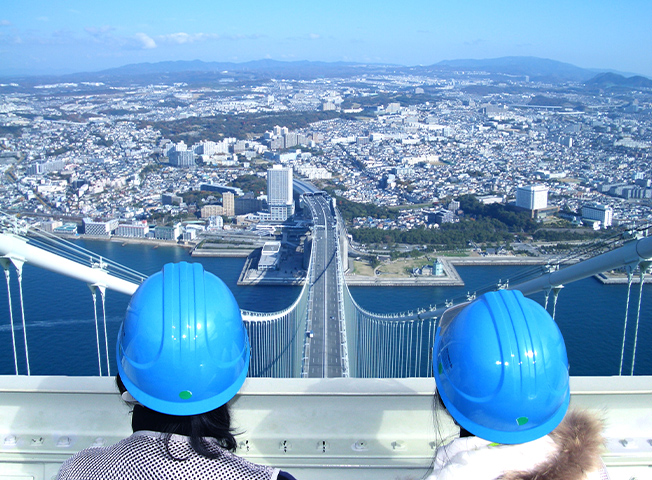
1;189;652;379
1;192;652;479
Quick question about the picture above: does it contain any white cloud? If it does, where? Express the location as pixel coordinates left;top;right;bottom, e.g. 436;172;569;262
0;20;11;27
134;32;156;49
85;26;115;37
158;32;219;44
155;32;264;45
464;39;484;46
309;33;320;40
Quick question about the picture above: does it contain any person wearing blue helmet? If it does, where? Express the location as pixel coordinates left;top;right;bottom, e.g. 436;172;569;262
429;289;608;480
57;262;297;480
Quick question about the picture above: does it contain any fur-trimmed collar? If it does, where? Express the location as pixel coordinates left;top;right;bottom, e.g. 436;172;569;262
499;410;605;480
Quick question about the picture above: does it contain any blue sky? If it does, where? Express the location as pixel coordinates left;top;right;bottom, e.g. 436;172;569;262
1;0;650;77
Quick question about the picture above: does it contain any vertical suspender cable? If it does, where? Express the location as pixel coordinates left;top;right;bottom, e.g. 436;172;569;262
372;321;376;378
89;285;103;376
13;259;30;375
99;285;110;377
408;321;413;377
364;319;369;378
402;322;407;377
544;289;550;311
1;262;19;375
398;322;403;377
619;268;634;375
551;286;563;321
390;322;394;378
630;264;649;375
391;322;397;377
416;320;422;377
370;319;375;378
381;322;387;378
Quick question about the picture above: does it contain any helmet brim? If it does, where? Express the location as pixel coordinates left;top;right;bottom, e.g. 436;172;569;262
433;291;571;445
117;324;251;416
435;371;570;444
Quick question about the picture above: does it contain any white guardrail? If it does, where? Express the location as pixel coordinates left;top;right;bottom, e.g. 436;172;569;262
0;376;651;480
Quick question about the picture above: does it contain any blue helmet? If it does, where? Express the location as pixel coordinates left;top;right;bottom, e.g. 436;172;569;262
117;262;250;416
434;289;569;444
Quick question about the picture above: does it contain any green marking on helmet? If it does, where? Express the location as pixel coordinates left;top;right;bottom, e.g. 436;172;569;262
179;390;193;400
516;416;529;426
438;362;443;375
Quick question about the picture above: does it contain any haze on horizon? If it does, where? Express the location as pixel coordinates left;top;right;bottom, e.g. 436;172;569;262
1;0;650;78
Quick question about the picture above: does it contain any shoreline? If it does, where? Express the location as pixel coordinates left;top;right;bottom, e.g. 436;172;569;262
191;248;254;257
66;234;195;250
594;272;652;284
63;235;639;287
345;257;465;287
238;255;551;287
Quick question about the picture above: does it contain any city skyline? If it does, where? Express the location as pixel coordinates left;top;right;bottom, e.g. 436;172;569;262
1;0;651;78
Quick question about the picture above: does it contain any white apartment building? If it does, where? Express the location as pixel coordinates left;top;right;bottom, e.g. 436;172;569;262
83;218;119;237
267;165;294;221
201;205;224;218
169;149;195;167
39;220;63;233
194;140;228;156
582;203;613;227
116;221;149;238
516;185;548;210
207;216;224;230
295;165;332;180
154;224;181;241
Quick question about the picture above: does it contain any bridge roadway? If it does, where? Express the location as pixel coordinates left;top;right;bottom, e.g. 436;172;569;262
303;193;344;377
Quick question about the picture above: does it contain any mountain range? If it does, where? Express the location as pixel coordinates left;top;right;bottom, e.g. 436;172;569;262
4;57;651;89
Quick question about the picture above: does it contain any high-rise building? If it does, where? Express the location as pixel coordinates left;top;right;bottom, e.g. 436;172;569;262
267;165;294;221
582;203;613;227
516;185;548;211
284;132;298;149
222;192;235;216
169;149;195;167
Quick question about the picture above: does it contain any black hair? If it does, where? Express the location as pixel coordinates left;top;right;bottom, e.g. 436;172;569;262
433;390;474;438
116;374;239;458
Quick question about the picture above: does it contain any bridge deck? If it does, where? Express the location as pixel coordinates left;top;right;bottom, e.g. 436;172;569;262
304;194;344;377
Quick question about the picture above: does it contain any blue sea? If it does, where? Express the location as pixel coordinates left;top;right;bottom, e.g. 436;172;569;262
0;239;650;376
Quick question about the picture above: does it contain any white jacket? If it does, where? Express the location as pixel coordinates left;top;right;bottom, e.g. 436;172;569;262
428;410;609;480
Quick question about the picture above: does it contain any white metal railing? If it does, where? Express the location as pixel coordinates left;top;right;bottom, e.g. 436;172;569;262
0;375;651;480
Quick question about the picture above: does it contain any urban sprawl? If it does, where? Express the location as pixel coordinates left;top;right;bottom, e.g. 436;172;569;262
0;70;650;247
